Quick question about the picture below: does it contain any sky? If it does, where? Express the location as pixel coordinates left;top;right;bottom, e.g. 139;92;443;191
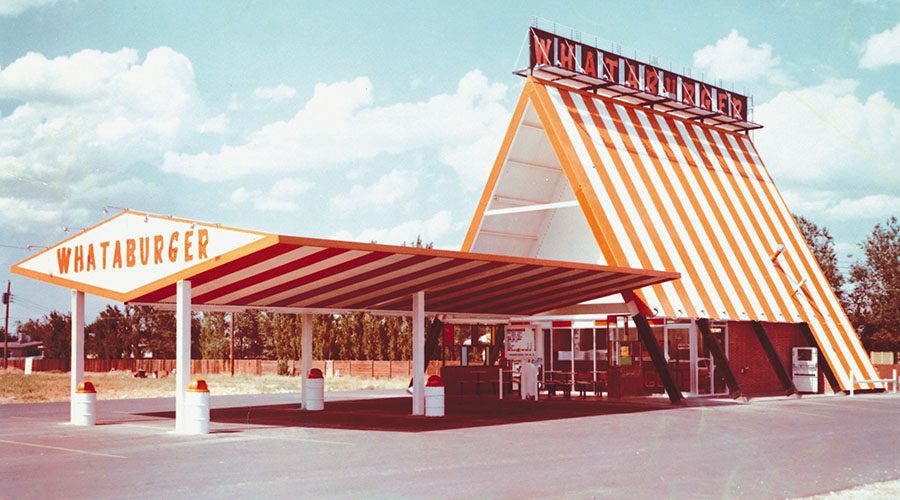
1;0;898;327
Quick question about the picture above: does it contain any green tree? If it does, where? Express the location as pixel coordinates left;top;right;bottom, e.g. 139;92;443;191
847;216;900;351
16;311;71;358
199;312;230;359
86;305;128;358
794;214;845;304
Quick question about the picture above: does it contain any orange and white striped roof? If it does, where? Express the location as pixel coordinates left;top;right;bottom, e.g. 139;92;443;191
464;77;880;390
11;210;677;317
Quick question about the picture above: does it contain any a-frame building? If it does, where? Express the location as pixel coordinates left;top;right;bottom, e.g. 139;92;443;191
463;76;881;393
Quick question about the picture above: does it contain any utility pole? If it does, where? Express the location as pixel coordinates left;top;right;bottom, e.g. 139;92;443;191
3;280;10;369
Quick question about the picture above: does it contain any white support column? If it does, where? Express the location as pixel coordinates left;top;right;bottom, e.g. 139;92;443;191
301;314;313;409
70;290;84;424
412;291;425;416
175;280;191;433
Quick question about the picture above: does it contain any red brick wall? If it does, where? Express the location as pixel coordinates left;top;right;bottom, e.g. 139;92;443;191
727;321;815;396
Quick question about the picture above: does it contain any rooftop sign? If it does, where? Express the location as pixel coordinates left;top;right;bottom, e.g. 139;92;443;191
517;27;761;132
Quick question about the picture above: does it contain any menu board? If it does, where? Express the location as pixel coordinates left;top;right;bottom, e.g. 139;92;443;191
505;325;538;361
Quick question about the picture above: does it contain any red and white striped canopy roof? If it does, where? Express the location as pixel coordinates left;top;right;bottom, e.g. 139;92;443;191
131;235;677;316
10;210;677;317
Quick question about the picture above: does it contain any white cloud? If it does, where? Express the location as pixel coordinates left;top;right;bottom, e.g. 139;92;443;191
230;178;313;212
693;30;780;82
252;84;296;103
330;210;454;245
162;70;509;189
754;79;900;196
859;22;900;69
329;169;417;214
0;0;64;16
0;47;212;229
782;191;900;222
199;113;229;134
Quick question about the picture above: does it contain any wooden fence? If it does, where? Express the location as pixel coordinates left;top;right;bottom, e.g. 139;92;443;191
6;358;455;378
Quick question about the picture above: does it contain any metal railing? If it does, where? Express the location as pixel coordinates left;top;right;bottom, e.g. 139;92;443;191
849;369;898;396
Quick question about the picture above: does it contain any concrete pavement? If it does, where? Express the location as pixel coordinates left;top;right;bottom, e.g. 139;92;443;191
1;391;898;498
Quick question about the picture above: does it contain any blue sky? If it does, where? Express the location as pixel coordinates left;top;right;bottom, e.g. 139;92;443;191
1;0;898;324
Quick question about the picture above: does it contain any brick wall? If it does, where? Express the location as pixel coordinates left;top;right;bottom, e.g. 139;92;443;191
727;321;817;396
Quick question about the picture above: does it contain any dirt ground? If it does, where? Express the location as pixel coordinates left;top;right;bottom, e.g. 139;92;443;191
0;368;408;403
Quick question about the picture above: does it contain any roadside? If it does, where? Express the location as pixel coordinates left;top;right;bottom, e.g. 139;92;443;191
0;368;408;403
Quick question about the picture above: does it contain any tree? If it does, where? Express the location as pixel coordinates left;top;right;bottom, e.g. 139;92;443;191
794;214;845;304
86;305;128;359
846;216;900;351
199;312;230;359
16;311;71;358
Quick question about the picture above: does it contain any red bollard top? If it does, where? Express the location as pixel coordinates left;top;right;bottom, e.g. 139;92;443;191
188;378;210;393
426;375;443;387
76;381;96;393
308;368;324;379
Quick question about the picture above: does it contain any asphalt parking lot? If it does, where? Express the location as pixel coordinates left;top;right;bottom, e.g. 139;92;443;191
1;391;898;499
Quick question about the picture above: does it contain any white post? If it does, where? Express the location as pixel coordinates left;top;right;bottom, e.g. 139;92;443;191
175;280;191;432
893;369;897;394
849;372;855;397
301;314;313;409
499;366;503;400
70;290;84;424
412;291;425;415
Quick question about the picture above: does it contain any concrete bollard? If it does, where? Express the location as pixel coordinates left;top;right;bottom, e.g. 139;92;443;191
185;378;210;435
305;368;325;411
72;381;96;426
425;375;445;417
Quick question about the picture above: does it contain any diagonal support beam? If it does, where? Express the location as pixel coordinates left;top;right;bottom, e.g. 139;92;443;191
697;319;745;401
632;314;684;405
799;323;840;393
750;321;798;397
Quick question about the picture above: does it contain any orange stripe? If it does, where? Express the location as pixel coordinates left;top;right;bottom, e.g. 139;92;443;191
646;115;745;318
555;89;673;316
623;106;734;320
528;80;627;267
680;123;780;321
461;83;534;252
588;98;701;316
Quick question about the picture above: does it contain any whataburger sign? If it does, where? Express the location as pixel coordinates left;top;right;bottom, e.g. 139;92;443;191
529;27;749;121
12;211;272;300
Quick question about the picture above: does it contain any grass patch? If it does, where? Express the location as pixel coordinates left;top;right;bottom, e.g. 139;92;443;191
0;368;409;404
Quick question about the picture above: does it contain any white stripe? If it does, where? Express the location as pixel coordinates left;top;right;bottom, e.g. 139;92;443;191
708;130;803;323
255;252;413;307
546;88;664;312
191;247;321;296
632;110;731;319
591;101;690;316
208;249;371;305
653;114;746;318
618;106;726;319
687;123;786;322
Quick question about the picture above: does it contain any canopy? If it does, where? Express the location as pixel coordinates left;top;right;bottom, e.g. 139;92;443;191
11;210;677;317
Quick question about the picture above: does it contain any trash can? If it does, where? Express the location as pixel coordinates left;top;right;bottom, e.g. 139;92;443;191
72;381;96;426
425;375;445;417
185;378;210;435
305;368;325;411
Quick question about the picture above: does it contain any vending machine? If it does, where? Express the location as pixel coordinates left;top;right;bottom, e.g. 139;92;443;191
792;347;819;393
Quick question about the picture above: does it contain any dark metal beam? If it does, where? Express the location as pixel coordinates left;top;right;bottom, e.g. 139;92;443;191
750;321;798;396
799;322;841;393
697;319;745;400
632;314;684;405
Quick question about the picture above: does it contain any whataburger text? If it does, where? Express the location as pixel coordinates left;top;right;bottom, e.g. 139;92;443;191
54;229;210;275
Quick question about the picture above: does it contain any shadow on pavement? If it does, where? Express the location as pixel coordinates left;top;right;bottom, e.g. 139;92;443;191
131;395;739;433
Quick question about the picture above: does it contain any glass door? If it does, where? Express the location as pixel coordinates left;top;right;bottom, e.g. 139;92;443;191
695;321;729;396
